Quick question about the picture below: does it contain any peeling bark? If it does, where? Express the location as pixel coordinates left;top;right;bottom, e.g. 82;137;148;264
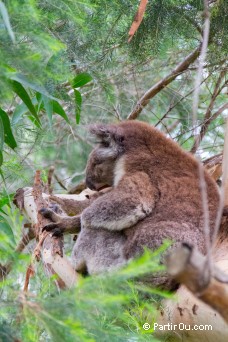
13;172;82;289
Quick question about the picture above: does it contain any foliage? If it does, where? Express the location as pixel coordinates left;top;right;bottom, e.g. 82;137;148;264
0;217;170;342
0;1;227;341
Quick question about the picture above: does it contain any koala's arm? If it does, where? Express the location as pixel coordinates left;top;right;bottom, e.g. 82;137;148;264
49;187;112;216
81;172;159;231
40;188;112;236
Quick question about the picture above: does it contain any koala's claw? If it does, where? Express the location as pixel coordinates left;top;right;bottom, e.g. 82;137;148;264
42;223;64;237
42;223;58;232
39;208;59;222
51;228;64;237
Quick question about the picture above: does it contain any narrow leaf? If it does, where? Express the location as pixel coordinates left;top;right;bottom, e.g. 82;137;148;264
52;101;70;124
74;90;82;124
0;116;4;151
12;103;28;125
0;1;15;43
72;72;93;88
0;215;15;244
12;100;44;126
0;108;17;149
42;95;53;127
0;194;14;209
10;74;57;100
27;115;41;128
11;81;41;126
0;151;2;167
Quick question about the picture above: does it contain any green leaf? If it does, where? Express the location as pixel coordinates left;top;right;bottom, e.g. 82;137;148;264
11;81;41;127
0;193;14;213
27;115;41;128
12;99;44;126
0;116;4;151
0;215;15;244
72;72;93;88
0;1;15;43
74;90;82;124
12;103;29;125
9;74;57;100
0;151;2;167
42;95;53;127
52;101;70;124
0;108;17;149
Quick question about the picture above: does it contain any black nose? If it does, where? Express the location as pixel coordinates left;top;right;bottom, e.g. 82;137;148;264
86;177;96;190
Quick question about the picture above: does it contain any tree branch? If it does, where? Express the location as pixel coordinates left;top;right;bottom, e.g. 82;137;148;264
191;102;228;154
166;243;228;323
127;46;201;120
191;72;227;153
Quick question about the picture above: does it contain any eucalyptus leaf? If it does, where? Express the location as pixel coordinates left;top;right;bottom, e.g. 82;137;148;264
11;81;41;127
72;72;92;88
0;116;4;151
0;215;15;244
52;101;70;124
0;108;17;149
0;1;15;43
74;89;82;124
9;74;57;100
42;95;53;127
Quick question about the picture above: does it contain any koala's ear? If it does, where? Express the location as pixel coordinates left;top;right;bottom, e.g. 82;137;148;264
89;124;124;157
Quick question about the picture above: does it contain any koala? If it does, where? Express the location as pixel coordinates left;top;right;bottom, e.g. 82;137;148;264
41;121;220;288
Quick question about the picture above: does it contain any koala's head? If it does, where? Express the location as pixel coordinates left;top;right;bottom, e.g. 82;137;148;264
85;124;125;191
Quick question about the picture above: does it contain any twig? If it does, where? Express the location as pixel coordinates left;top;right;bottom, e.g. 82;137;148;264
23;264;35;292
54;173;68;191
127;46;201;120
192;0;210;131
47;166;55;195
191;72;227;153
194;102;228;154
197;158;212;270
0;224;35;282
155;72;212;128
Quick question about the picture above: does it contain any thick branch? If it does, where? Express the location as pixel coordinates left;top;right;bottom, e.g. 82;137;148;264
166;243;228;323
204;153;222;181
222;117;228;207
127;46;201;120
13;177;80;289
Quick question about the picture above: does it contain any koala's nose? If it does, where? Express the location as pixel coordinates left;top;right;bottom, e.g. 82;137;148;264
86;177;96;191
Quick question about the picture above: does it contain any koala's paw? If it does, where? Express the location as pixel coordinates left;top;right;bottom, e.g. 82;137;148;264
39;208;60;222
40;208;65;237
42;224;64;237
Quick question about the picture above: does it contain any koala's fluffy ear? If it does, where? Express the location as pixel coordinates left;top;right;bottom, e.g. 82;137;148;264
89;124;124;158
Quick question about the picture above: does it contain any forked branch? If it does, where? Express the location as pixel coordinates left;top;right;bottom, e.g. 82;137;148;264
127;46;200;120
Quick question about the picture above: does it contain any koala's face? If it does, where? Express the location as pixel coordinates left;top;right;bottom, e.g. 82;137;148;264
85;148;116;191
